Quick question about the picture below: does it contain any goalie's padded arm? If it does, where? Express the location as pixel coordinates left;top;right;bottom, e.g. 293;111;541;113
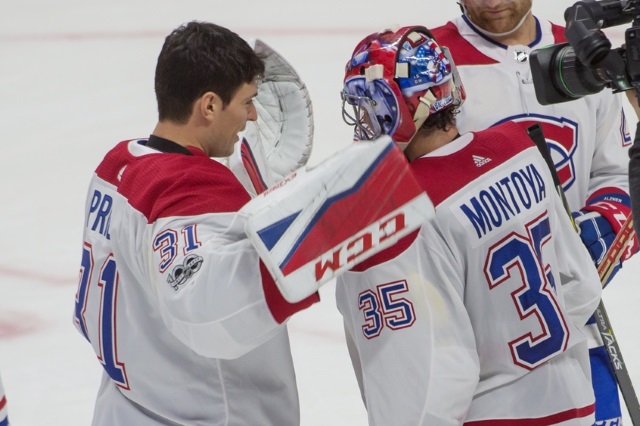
260;261;319;323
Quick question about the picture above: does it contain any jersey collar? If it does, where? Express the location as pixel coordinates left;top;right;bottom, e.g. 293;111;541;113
461;14;542;49
145;135;194;156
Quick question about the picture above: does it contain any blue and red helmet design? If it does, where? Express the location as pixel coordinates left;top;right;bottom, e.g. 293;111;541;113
341;26;465;148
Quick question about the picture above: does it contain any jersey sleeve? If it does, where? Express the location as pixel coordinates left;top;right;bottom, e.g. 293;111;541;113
335;228;479;426
548;189;602;328
630;121;640;238
146;211;316;359
583;92;631;213
113;152;318;360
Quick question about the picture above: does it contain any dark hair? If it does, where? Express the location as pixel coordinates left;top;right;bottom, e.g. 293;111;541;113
154;21;265;123
419;105;458;136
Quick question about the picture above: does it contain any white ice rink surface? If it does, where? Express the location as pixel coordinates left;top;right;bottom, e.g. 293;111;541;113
1;1;639;424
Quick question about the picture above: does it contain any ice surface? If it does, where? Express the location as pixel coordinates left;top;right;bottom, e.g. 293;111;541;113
0;1;637;424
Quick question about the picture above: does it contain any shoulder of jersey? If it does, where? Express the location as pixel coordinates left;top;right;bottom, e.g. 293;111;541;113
431;20;497;66
95;140;249;221
412;121;534;206
549;21;566;43
432;19;566;65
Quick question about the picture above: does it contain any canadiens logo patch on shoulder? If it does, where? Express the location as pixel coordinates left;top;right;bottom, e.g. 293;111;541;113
167;253;204;291
473;155;492;167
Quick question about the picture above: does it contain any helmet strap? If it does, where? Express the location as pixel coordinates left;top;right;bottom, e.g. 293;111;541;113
442;47;465;107
401;93;433;152
414;91;435;129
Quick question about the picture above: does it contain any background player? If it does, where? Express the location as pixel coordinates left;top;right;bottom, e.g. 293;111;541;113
431;1;636;422
337;25;602;425
627;90;640;257
0;374;8;426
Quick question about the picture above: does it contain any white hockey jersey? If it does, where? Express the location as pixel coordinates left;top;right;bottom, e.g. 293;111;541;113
432;16;632;212
73;138;318;426
431;23;634;420
336;122;602;425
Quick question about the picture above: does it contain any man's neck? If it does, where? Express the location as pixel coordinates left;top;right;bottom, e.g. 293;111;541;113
152;121;204;154
486;13;537;46
404;126;460;162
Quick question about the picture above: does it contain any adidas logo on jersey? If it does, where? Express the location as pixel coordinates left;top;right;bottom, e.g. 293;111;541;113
473;155;492;167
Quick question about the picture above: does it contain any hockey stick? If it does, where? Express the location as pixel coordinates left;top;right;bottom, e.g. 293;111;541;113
528;125;576;231
528;124;640;425
593;286;640;425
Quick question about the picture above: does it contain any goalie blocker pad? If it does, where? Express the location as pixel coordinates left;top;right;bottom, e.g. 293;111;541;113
240;136;434;302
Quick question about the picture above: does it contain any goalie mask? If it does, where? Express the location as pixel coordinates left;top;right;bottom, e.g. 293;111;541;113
341;26;465;149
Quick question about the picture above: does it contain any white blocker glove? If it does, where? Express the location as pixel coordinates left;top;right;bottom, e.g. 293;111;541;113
229;39;314;196
239;136;434;302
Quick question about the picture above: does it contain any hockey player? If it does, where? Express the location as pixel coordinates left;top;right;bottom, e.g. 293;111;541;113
73;21;315;425
337;25;602;425
431;1;636;423
0;375;8;426
627;89;640;253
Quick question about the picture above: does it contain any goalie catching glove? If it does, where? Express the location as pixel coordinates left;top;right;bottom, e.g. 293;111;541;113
239;137;434;302
229;39;313;196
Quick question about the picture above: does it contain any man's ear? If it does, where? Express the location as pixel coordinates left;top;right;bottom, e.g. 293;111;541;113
199;92;220;118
